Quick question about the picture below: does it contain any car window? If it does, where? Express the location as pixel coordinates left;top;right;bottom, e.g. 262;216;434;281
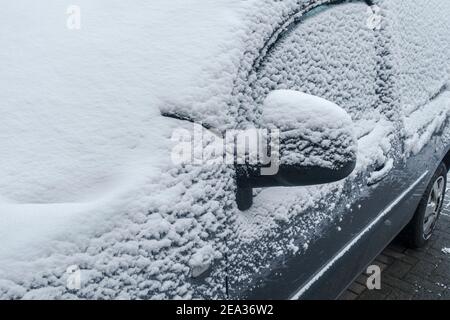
381;0;450;157
238;1;401;176
382;0;450;115
244;1;380;126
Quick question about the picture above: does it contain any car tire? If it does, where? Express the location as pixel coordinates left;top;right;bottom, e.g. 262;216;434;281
403;163;447;248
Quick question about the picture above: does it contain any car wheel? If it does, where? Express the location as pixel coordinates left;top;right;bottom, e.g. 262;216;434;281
404;163;447;248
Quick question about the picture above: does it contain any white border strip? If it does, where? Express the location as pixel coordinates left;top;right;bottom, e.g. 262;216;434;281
290;170;429;300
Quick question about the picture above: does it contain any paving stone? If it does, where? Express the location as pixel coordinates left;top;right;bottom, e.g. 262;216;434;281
383;248;406;260
404;274;445;295
357;285;393;300
381;274;417;294
355;274;369;286
428;239;449;254
386;288;413;300
432;262;450;280
385;260;413;278
373;261;388;271
413;287;446;300
339;290;358;300
426;248;445;259
376;254;394;265
348;282;366;295
401;254;419;266
427;273;450;288
433;230;450;241
389;243;408;254
410;260;439;277
404;249;441;265
427;237;438;247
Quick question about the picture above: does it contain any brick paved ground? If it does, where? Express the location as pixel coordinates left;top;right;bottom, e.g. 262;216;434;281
340;191;450;300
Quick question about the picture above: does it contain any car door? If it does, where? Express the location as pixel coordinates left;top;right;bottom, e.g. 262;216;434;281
226;0;411;299
383;0;450;192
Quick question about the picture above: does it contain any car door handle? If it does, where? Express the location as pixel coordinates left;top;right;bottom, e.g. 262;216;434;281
367;159;394;186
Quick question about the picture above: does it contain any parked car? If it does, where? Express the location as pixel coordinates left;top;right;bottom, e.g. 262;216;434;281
0;0;449;299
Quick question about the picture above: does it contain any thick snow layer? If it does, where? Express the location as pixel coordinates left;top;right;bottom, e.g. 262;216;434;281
403;91;450;156
0;0;248;299
0;0;247;203
1;0;450;299
263;90;353;132
382;1;450;110
263;90;356;169
245;1;380;124
227;0;450;295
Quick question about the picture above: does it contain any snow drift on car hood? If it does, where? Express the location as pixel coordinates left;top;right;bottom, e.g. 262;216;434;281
0;0;247;205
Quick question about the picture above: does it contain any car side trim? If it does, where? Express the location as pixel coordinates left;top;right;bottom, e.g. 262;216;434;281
290;170;429;300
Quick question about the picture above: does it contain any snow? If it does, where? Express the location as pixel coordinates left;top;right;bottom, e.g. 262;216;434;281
403;91;450;156
382;0;450;157
229;0;450;295
262;90;356;169
1;0;245;299
232;1;390;278
382;1;450;111
0;0;245;203
0;0;449;299
263;90;353;132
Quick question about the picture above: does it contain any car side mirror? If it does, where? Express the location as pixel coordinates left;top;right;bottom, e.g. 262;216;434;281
236;90;357;210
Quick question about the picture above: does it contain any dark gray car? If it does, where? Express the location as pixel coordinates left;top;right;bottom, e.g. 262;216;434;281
1;0;449;300
223;0;450;299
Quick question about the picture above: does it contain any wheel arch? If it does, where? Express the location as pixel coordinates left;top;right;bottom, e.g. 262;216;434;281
440;147;450;172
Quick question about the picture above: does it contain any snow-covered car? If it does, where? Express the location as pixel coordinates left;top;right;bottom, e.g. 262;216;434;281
1;0;449;299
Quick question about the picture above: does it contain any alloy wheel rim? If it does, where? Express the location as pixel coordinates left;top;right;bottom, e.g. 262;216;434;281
423;176;445;239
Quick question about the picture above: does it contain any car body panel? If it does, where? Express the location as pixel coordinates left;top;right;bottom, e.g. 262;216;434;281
0;0;449;300
227;0;450;300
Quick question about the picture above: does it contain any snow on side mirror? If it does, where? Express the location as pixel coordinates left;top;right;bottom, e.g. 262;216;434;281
236;90;357;211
